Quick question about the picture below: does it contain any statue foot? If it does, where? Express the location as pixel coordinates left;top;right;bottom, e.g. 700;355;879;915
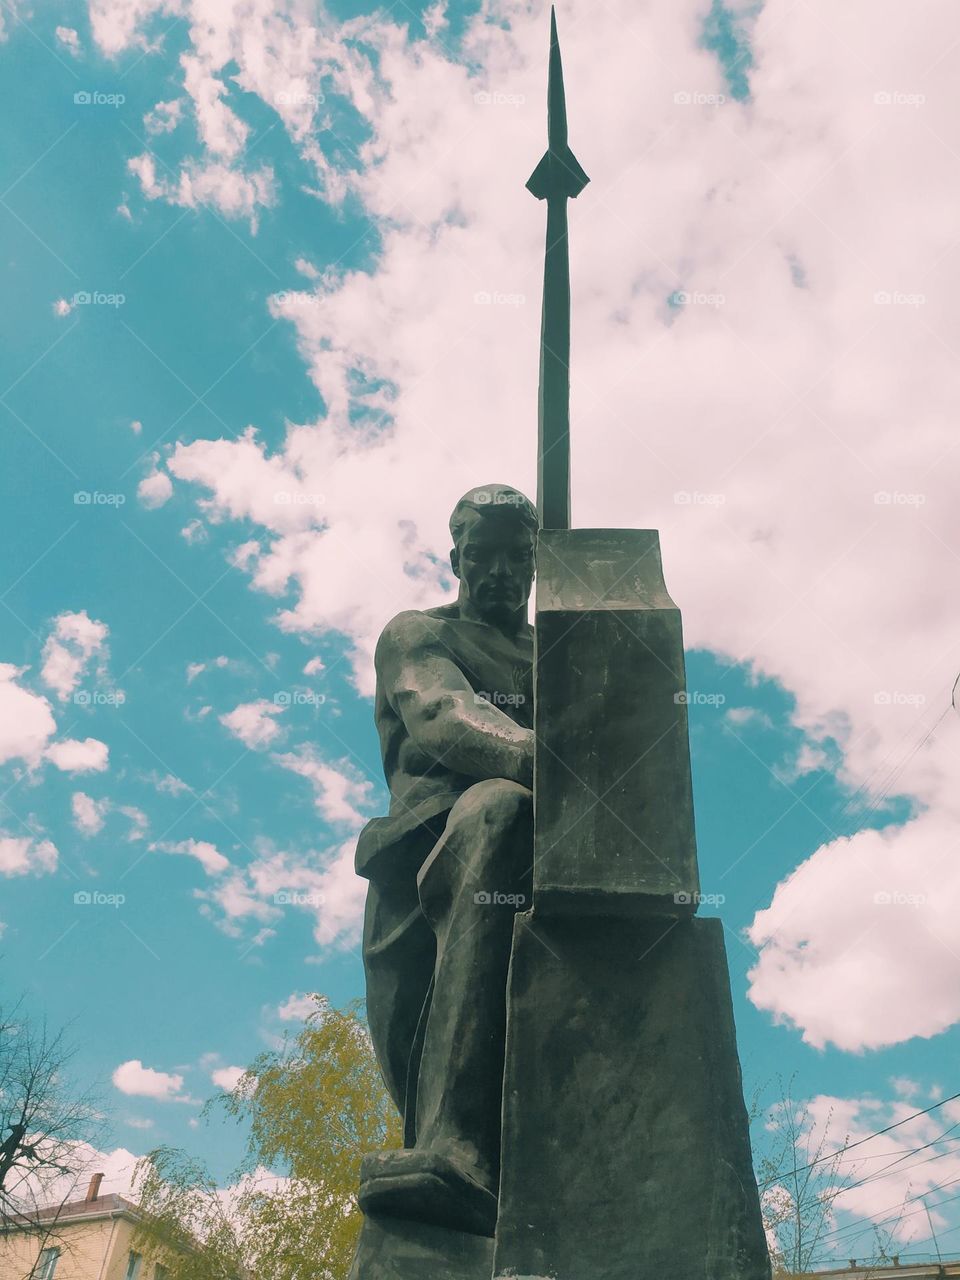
358;1149;498;1237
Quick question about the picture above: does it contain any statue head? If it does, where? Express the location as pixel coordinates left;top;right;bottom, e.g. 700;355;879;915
449;484;539;627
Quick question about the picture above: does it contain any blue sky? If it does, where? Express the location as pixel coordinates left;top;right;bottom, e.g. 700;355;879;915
2;0;960;1264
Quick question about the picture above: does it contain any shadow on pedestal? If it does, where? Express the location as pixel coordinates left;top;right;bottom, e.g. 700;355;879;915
493;911;771;1280
348;1212;494;1280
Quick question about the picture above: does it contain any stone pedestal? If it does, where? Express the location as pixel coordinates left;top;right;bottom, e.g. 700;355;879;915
534;529;699;915
492;911;771;1280
349;1213;494;1280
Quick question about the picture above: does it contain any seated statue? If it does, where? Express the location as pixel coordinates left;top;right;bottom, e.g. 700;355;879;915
355;483;538;1237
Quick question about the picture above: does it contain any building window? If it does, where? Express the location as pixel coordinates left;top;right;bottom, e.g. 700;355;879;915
125;1251;143;1280
36;1248;60;1280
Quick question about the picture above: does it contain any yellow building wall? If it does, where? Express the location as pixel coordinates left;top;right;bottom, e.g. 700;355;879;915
0;1216;111;1280
0;1214;146;1280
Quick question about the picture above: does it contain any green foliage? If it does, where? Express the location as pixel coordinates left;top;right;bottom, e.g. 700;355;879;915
133;998;401;1280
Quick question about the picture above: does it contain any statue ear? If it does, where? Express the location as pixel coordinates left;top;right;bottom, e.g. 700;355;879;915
449;546;461;579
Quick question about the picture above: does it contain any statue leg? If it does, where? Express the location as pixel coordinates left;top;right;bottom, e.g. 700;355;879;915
357;778;532;1237
413;778;533;1188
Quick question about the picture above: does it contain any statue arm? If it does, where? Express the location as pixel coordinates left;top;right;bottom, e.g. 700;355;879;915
378;613;534;788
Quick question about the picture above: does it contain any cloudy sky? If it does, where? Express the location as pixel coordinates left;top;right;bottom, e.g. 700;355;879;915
2;0;960;1263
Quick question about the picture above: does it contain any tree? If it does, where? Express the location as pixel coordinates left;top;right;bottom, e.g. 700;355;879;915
753;1077;903;1277
133;997;401;1280
0;997;105;1275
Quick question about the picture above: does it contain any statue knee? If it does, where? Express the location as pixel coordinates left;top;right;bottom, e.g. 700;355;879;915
457;778;533;831
449;779;532;885
418;779;532;914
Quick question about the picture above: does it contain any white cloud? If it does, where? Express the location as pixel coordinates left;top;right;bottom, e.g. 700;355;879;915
210;1065;244;1090
85;0;960;1049
112;1059;190;1102
0;834;58;877
52;298;73;317
45;737;110;774
17;1142;141;1211
0;662;109;780
294;257;319;280
187;655;232;682
277;991;318;1021
767;1091;960;1248
144;97;183;134
302;656;324;676
41;610;109;702
127;152;275;231
725;706;773;730
748;806;960;1052
0;664;57;768
181;518;207;543
195;835;364;949
55;25;81;54
890;1077;920;1100
117;806;149;840
220;699;286;749
0;0;22;42
129;419;143;434
273;747;372;826
145;770;191;797
195;870;281;938
72;791;108;836
151;837;230;875
124;1116;154;1130
70;791;145;840
137;459;173;508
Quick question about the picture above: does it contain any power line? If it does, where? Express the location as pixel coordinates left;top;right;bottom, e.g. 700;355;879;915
759;1090;960;1189
814;1173;960;1249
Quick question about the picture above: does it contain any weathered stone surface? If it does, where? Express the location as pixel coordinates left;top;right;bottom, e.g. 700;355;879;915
493;911;771;1280
349;1211;495;1280
534;528;700;914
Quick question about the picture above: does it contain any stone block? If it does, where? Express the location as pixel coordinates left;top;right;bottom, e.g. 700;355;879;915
493;911;771;1280
349;1212;495;1280
534;529;699;914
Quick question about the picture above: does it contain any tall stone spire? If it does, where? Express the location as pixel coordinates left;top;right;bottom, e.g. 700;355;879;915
527;5;589;530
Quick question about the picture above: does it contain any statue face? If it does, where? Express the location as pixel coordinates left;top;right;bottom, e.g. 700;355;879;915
451;509;536;622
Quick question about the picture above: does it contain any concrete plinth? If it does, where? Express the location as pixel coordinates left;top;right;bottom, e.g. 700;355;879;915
534;529;700;915
493;912;771;1280
349;1212;494;1280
